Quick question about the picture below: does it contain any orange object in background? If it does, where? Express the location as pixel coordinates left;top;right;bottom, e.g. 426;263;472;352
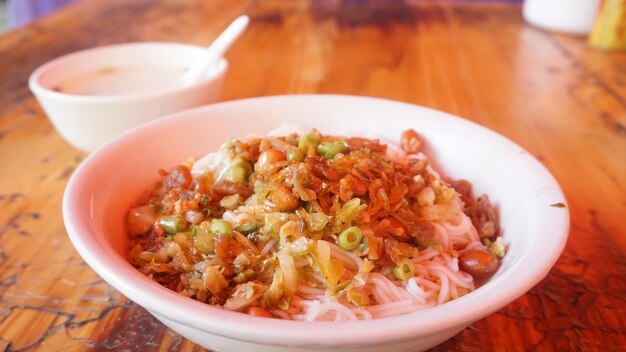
589;0;626;49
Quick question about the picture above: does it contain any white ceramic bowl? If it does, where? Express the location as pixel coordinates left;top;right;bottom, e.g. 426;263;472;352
63;95;569;352
29;42;228;152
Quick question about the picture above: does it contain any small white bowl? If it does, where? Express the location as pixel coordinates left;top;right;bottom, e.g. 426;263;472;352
63;95;569;352
29;42;228;152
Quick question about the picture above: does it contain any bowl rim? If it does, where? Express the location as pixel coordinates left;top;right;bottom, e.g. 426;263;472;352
63;94;570;346
28;41;228;103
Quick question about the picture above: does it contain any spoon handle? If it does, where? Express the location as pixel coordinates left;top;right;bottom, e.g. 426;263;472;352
184;15;250;85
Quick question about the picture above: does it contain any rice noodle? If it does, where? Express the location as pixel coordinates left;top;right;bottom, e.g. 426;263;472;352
304;301;359;322
368;273;410;301
261;239;276;255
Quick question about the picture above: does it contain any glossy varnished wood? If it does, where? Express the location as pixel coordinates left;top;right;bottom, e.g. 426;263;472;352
0;0;624;351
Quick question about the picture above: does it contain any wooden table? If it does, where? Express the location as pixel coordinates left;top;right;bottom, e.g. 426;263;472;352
1;0;624;350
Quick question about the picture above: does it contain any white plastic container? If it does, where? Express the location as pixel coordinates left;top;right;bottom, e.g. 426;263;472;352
523;0;601;35
29;42;228;152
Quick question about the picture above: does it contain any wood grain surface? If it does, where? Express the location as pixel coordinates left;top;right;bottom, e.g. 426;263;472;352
0;0;625;351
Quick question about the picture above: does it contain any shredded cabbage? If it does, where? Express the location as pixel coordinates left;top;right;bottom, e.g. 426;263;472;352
332;198;367;232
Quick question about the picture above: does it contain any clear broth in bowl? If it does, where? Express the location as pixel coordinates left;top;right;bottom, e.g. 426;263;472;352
55;64;187;96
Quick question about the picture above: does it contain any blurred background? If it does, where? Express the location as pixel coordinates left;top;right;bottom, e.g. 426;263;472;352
0;0;78;32
0;0;624;351
0;0;7;31
0;0;531;33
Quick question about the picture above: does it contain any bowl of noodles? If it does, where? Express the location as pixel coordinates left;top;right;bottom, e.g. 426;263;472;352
63;95;569;351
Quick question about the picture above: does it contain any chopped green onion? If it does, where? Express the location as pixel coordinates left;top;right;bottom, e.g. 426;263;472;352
159;215;187;234
210;219;233;237
338;226;363;251
235;221;260;235
324;141;348;159
298;133;319;153
226;166;247;183
316;141;333;156
392;259;416;281
231;157;253;175
286;148;304;163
